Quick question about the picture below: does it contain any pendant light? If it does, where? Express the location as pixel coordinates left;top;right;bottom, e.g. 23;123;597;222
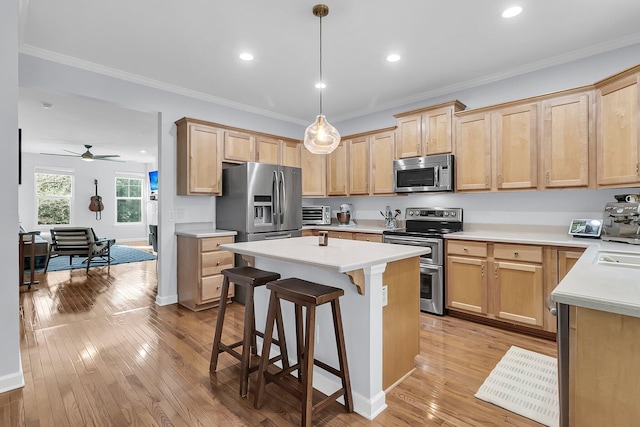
304;4;341;154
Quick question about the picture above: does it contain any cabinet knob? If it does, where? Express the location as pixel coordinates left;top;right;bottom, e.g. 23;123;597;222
216;261;220;266
217;242;221;247
514;251;519;256
463;247;468;251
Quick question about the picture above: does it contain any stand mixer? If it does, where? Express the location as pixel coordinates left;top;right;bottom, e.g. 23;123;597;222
601;201;640;244
337;203;355;226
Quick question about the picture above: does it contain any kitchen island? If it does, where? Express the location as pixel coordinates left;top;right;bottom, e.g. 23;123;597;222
219;236;428;419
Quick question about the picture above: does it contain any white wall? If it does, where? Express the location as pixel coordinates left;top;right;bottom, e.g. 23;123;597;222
0;0;23;393
19;152;152;241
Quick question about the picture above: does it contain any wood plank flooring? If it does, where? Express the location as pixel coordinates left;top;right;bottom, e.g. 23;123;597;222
6;259;556;426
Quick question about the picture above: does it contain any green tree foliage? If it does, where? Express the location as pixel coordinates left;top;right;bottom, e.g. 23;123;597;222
116;177;142;223
36;173;72;225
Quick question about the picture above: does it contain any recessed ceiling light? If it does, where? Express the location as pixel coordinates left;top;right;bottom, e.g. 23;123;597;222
315;82;326;89
502;6;523;18
386;54;401;63
41;102;53;109
239;52;254;61
140;150;146;153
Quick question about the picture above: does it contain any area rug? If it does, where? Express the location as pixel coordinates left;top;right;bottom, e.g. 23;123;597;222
36;244;156;272
475;346;559;427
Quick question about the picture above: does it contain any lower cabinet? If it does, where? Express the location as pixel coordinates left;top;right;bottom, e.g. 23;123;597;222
446;239;581;333
301;229;383;242
177;235;235;311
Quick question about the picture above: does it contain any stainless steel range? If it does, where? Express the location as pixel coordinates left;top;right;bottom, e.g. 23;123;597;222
383;207;463;315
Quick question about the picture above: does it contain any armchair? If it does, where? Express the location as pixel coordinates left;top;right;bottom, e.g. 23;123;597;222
44;227;115;273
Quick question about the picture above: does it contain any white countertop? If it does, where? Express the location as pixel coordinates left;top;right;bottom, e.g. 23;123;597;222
219;236;428;273
442;224;640;318
302;220;403;234
175;229;237;238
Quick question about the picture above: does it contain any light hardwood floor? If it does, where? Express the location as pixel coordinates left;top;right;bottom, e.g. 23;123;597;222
6;260;556;426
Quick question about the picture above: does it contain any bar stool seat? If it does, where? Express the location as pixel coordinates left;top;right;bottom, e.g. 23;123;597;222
210;266;287;397
254;277;353;427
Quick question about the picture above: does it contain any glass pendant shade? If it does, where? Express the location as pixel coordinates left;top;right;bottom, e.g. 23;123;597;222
303;114;341;154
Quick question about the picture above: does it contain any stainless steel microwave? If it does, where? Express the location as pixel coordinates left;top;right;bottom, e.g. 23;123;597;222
393;154;454;193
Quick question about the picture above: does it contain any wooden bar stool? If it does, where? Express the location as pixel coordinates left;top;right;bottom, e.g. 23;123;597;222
210;266;288;397
254;278;353;426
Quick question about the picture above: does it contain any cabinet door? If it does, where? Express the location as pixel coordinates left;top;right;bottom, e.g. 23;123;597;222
446;256;488;315
494;104;538;189
371;131;396;194
494;261;544;327
348;137;370;195
327;141;348;196
558;249;583;281
597;74;640;186
223;131;255;163
300;145;326;196
281;140;301;168
396;115;422;158
542;93;591;188
424;107;453;154
455;113;492;191
181;123;220;195
255;136;280;165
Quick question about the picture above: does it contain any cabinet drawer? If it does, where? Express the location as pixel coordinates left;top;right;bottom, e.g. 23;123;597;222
328;231;353;240
201;236;234;252
354;233;383;243
494;243;542;263
447;240;487;257
200;275;234;304
201;250;234;276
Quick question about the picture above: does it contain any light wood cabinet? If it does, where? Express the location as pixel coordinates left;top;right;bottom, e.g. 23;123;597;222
596;70;640;187
493;243;544;327
353;233;383;243
223;130;255;163
455;112;492;191
300;145;326;197
302;229;383;242
494;103;538;190
348;137;370;195
327;231;353;240
327;141;348;196
280;140;301;168
370;130;396;195
541;92;593;188
447;240;548;331
394;101;466;159
255;135;280;165
176;118;222;195
177;235;235;311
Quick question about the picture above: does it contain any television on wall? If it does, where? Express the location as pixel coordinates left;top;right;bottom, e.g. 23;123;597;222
149;170;158;199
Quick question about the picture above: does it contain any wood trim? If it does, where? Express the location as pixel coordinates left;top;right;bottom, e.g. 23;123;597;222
341;126;397;141
394;100;466;118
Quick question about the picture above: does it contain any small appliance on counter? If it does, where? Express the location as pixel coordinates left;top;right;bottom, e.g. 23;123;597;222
601;200;640;244
302;205;331;225
337;203;355;226
568;219;603;238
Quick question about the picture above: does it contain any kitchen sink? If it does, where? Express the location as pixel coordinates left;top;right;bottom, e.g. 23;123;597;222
596;251;640;269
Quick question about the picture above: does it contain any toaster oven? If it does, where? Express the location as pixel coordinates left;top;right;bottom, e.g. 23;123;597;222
302;206;331;225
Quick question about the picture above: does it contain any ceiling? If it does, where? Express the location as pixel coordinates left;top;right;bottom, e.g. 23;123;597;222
17;0;640;163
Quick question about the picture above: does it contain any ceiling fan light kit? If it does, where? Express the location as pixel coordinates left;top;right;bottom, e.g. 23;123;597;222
303;4;341;155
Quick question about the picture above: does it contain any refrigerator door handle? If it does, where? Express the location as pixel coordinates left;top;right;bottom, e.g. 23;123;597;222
272;171;280;227
280;170;286;224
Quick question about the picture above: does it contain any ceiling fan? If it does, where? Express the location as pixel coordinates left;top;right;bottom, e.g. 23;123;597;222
41;144;123;162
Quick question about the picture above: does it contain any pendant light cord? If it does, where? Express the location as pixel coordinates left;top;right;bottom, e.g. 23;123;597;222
319;12;323;116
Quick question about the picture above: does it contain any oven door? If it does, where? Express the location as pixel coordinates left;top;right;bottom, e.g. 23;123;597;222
420;264;444;315
382;234;442;265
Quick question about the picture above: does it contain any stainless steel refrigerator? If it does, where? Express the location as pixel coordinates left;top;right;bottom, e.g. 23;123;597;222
216;162;303;301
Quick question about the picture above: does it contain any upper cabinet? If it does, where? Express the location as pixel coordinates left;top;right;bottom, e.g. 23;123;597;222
455;112;492;191
223;130;255;163
327;141;348;196
300;145;326;197
176;118;222;195
370;130;396;195
280;140;301;168
394;101;466;159
255;136;301;167
541;91;593;189
596;68;640;187
348;136;370;195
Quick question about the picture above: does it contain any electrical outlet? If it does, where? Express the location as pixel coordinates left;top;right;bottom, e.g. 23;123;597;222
382;285;388;307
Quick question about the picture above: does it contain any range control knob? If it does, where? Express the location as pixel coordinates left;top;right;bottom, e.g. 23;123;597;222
443;212;449;217
617;208;624;214
409;211;415;216
450;212;456;217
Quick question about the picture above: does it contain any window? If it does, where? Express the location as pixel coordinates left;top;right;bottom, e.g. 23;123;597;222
36;171;73;225
116;176;143;223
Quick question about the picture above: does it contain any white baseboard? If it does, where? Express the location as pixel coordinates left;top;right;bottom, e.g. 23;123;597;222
0;358;25;394
155;294;177;306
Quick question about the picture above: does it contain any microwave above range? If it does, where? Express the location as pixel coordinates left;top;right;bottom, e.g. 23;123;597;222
302;205;331;225
393;154;454;193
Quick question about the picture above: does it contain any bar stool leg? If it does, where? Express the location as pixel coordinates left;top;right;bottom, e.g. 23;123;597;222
239;284;255;397
209;276;230;371
301;304;316;427
274;297;290;371
294;304;304;383
254;292;279;409
331;299;353;412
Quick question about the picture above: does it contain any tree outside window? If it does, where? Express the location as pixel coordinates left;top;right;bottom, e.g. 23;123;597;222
116;177;143;223
36;172;73;225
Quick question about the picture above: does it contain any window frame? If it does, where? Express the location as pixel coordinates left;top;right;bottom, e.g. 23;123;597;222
34;167;75;229
114;173;145;225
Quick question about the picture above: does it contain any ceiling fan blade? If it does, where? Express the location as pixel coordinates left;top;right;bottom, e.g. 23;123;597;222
93;154;121;159
62;149;82;155
41;153;83;158
95;157;125;162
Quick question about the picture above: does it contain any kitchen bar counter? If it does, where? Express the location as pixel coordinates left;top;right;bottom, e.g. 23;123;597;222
219;236;427;419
